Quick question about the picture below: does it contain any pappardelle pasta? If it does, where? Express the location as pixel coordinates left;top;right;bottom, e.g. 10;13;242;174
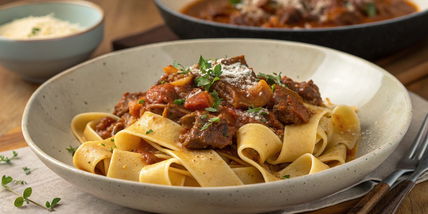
71;55;360;187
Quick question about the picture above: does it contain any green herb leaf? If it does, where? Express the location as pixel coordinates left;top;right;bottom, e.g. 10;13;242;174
213;64;222;76
0;151;19;164
138;99;145;104
230;0;241;5
282;175;290;179
178;69;191;74
173;99;185;105
110;138;115;142
23;187;32;199
366;2;377;17
209;117;221;123
22;167;32;175
29;27;40;36
200;114;208;120
2;175;13;186
198;56;211;71
195;76;211;87
66;146;78;156
145;129;154;134
205;107;218;112
14;197;24;207
47;198;61;210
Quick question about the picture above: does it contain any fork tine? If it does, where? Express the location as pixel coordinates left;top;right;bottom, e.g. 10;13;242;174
409;114;428;159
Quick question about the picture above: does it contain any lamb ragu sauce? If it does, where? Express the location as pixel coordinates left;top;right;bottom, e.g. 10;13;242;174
181;0;418;28
95;56;323;163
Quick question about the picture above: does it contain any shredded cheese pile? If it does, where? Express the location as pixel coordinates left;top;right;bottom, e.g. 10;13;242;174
0;14;83;39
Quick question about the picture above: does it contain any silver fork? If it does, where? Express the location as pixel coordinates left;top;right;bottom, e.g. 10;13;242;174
347;113;428;214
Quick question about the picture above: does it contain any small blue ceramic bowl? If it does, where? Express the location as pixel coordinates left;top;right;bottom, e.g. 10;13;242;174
0;0;104;83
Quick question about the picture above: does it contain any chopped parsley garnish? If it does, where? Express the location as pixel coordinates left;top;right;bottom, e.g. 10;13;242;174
282;175;290;179
230;0;241;5
200;117;221;131
205;107;218;112
200;114;208;120
0;151;18;164
365;2;377;17
194;56;222;91
257;72;285;87
247;107;268;116
146;129;154;134
29;27;41;36
110;138;115;142
138;99;145;104
66;146;78;156
173;98;185;105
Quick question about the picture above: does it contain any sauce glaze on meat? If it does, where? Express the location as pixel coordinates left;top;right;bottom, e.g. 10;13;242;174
181;0;418;28
95;56;323;150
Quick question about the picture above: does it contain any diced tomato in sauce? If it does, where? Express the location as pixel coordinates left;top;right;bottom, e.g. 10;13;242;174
184;91;213;110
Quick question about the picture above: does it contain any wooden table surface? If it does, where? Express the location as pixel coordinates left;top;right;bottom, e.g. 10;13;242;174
0;1;427;213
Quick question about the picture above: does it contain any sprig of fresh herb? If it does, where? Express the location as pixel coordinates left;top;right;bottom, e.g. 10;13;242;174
365;2;377;17
22;167;33;175
66;146;78;156
138;99;145;104
194;56;222;91
257;72;285;87
13;180;27;185
200;117;221;131
2;175;60;211
173;61;191;74
145;129;154;134
0;151;18;164
173;99;185;105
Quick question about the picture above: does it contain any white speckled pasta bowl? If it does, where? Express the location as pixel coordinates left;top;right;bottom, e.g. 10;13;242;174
22;39;412;214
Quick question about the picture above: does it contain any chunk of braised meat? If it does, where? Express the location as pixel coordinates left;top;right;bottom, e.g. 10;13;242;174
95;117;116;139
221;55;248;66
281;76;323;106
113;92;145;117
184;89;213;110
145;83;177;104
162;104;190;123
179;111;236;149
132;139;164;164
272;86;311;125
221;107;284;138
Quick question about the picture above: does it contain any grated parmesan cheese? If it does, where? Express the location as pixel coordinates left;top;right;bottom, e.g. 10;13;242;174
0;14;83;40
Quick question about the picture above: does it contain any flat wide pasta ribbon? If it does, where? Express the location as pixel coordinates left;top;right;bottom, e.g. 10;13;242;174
71;112;119;143
269;106;329;164
329;105;360;150
237;123;282;182
73;138;115;174
117;111;183;151
278;153;329;178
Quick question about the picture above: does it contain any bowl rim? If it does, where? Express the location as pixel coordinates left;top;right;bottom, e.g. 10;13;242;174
22;38;412;192
0;0;104;42
154;0;428;33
